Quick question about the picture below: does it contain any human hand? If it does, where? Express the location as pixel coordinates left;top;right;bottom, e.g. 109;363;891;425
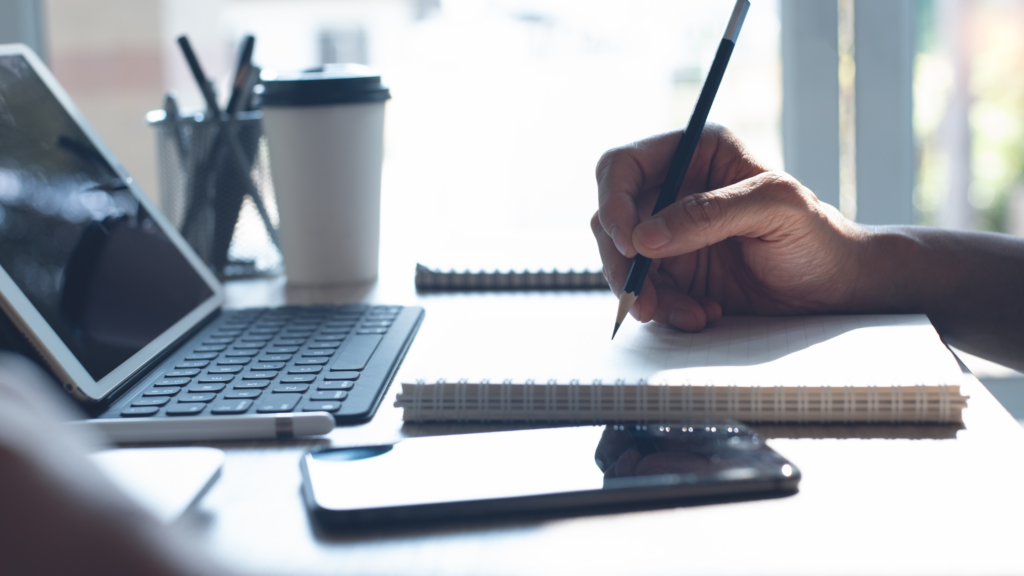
592;124;864;331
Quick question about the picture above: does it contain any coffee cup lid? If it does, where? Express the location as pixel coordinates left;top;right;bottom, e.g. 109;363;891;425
259;64;391;107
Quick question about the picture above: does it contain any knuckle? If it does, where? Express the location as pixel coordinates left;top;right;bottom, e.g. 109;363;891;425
677;193;720;233
595;146;630;181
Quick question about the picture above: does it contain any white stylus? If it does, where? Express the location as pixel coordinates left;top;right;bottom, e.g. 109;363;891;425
67;412;335;443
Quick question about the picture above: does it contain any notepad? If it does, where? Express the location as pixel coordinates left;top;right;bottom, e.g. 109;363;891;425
414;228;607;291
395;314;968;424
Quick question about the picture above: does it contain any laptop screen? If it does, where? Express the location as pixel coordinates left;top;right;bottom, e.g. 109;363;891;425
0;54;214;381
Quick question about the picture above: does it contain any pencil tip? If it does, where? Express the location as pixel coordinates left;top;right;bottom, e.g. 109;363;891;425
612;323;621;340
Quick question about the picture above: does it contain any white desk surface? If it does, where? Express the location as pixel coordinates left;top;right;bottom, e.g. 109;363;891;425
168;258;1024;576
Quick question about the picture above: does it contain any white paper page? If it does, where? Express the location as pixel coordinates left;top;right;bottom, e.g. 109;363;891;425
410;306;964;387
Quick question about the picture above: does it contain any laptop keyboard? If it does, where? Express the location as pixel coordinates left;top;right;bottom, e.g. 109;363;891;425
104;304;423;424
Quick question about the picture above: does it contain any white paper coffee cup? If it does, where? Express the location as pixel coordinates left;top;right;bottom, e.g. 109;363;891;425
260;65;390;285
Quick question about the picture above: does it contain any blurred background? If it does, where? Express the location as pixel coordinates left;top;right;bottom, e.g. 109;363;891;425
2;0;1024;414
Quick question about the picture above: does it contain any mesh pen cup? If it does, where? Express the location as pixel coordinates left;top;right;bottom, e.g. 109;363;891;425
260;64;391;286
149;111;282;278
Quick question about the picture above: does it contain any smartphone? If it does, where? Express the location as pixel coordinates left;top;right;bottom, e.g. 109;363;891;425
301;423;800;528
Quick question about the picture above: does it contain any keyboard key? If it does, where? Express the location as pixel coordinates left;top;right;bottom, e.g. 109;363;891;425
301;349;335;357
178;393;217;403
241;335;273;342
217;357;251;365
259;355;293;363
195;344;227;352
312;390;348;401
324;371;360;380
189;383;226;393
318;330;349;338
198;374;235;383
155;378;191;386
204;337;235;345
208;365;243;374
233;380;271;389
295;357;329;365
251;362;286;371
266;346;300;354
244;371;278;380
211;400;253;414
233;342;265;349
166;404;205;416
249;327;280;335
288;366;322;374
281;374;316;383
318;380;355;391
273;384;310;393
256;393;301;413
132;397;170;407
361;321;392;328
331;335;382;371
357;328;388;335
176;360;209;369
186;352;218;361
214;329;244;337
224;389;262;399
143;387;181;396
225;349;260;357
283;328;315;336
165;369;200;378
122;406;159;417
304;402;342;413
308;341;342;349
274;338;306;346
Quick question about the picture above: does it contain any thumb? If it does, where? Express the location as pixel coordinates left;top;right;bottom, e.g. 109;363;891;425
631;171;811;258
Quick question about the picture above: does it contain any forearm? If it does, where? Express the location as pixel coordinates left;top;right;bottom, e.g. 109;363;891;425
854;226;1024;369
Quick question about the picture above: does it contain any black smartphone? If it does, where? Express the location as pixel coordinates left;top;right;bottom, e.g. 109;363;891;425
301;423;800;529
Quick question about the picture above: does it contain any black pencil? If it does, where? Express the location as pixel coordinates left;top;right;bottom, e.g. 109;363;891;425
177;35;221;116
612;0;750;340
225;35;256;116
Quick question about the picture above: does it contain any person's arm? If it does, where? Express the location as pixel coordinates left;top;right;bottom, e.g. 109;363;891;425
854;227;1024;370
0;354;245;576
593;125;1024;370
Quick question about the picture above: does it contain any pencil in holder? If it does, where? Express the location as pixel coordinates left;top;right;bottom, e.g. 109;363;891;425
148;110;282;278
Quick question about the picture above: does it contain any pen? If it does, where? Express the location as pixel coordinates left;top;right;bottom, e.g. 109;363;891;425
177;35;221;116
225;35;256;116
68;413;335;443
612;0;750;340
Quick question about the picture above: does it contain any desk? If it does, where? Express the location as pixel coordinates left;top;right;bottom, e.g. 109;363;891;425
184;265;1024;576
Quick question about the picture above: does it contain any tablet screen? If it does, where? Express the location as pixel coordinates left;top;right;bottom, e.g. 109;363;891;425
0;54;214;381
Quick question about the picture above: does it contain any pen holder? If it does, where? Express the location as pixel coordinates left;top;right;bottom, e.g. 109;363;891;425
149;110;282;278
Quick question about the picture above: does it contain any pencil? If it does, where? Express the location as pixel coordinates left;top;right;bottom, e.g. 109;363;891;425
225;35;255;116
177;35;221;116
612;0;750;340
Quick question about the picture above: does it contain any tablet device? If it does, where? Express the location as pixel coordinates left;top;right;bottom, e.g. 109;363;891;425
0;44;424;431
301;423;800;528
0;45;222;402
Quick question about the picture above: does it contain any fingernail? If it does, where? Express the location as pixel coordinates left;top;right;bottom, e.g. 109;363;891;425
635;217;672;250
668;309;696;330
608;224;629;256
703;305;718;323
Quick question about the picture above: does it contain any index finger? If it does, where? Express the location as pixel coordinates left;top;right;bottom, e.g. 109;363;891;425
595;131;681;258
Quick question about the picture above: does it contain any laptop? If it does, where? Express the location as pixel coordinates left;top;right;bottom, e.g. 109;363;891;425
0;44;423;431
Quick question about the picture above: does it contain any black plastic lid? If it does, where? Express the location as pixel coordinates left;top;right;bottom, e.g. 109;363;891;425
259;64;391;107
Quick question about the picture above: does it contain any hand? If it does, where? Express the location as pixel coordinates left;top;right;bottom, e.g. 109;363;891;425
592;124;864;331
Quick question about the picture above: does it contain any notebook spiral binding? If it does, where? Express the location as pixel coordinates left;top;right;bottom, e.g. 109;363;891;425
414;264;608;291
396;379;967;425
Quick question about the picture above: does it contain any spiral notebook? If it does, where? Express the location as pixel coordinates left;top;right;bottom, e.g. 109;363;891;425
414;229;607;291
395;314;968;425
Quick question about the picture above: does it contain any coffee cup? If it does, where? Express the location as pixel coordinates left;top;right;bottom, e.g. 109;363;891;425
260;64;390;285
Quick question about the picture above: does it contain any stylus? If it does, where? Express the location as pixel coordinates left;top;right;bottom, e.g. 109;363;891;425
67;413;335;443
611;0;750;339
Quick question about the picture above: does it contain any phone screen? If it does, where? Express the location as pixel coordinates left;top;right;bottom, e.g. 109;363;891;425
302;424;799;527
